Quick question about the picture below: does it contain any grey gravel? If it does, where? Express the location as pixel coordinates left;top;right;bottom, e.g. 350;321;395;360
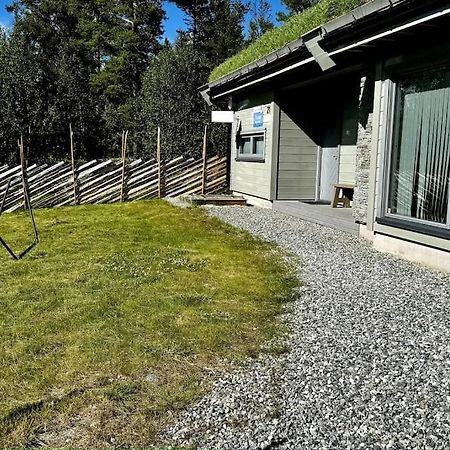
162;206;450;450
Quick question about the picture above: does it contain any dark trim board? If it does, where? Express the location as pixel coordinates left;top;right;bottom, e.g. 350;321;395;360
273;201;360;235
235;157;266;163
376;217;450;241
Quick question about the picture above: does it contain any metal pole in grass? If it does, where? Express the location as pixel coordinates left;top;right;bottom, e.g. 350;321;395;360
201;125;208;195
19;135;30;211
0;136;41;260
19;136;39;246
120;130;129;203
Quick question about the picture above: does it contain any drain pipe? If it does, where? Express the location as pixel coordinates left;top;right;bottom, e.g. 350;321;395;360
303;28;337;72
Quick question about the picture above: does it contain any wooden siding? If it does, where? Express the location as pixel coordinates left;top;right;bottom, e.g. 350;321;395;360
339;145;357;184
277;110;317;200
230;103;274;200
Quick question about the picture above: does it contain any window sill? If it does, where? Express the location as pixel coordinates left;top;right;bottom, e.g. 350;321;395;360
235;157;266;163
376;216;450;240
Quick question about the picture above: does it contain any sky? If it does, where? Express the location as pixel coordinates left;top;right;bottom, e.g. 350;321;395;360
0;0;288;40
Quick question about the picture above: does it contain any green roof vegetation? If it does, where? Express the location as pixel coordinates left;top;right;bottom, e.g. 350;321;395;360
210;0;370;83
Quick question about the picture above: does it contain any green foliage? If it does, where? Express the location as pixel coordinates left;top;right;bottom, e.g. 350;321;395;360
0;201;297;447
171;0;247;71
0;33;43;164
138;0;247;160
138;43;228;160
1;0;165;161
248;0;274;43
138;44;209;159
0;0;250;163
276;0;318;22
210;0;370;82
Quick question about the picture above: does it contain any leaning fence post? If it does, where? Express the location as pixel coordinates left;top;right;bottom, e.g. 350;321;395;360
201;125;208;195
18;135;30;210
69;123;79;205
18;135;38;243
157;127;165;198
120;130;129;203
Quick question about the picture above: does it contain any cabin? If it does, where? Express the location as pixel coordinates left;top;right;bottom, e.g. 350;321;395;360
202;0;450;273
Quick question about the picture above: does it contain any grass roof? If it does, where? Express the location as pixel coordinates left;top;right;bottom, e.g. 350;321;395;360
210;0;370;83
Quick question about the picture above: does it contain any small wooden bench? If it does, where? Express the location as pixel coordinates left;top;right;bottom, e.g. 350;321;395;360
332;183;354;208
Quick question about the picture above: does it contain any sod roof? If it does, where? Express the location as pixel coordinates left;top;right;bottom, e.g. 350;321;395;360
209;0;371;83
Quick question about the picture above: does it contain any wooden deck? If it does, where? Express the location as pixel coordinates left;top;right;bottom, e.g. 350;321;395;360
273;201;360;235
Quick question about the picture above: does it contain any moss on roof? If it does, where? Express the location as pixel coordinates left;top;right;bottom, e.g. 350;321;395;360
210;0;370;83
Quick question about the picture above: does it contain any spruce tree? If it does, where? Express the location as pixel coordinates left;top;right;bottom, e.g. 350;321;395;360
248;0;274;43
6;0;165;159
276;0;318;22
170;0;247;69
139;0;247;160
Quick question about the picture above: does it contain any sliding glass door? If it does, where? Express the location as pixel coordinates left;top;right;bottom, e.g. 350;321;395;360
387;68;450;228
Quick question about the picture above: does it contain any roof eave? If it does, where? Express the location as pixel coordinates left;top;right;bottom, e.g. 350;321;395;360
207;0;411;96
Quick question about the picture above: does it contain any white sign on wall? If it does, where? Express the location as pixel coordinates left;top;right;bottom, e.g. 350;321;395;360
211;111;235;123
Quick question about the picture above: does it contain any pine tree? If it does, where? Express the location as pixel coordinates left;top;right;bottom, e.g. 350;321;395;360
0;33;43;163
169;0;209;46
170;0;247;69
248;0;274;43
6;0;166;159
139;0;246;160
276;0;318;22
6;0;98;160
139;42;210;160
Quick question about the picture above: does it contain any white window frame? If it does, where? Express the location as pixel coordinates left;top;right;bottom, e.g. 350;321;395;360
236;129;266;162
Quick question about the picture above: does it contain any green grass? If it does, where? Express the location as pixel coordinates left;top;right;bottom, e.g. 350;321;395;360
0;201;297;448
210;0;370;82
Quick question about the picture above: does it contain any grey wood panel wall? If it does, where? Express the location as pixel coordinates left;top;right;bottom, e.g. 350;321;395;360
277;110;318;200
230;103;274;200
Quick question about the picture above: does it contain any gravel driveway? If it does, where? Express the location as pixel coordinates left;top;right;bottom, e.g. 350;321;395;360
163;206;450;450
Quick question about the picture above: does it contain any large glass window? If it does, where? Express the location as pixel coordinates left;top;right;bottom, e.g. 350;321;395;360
388;69;450;226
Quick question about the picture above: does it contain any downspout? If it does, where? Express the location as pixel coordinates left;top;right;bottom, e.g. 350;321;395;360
199;84;213;107
302;27;337;72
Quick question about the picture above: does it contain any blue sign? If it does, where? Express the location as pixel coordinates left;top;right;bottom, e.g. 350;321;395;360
253;111;264;128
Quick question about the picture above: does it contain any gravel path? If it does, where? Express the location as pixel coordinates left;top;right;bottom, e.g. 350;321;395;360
163;206;450;450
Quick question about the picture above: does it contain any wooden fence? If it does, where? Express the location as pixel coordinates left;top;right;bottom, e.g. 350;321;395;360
0;155;228;213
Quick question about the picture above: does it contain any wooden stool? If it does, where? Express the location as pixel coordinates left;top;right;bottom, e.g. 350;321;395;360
332;183;354;208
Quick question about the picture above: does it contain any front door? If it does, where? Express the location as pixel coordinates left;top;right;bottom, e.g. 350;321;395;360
320;147;339;202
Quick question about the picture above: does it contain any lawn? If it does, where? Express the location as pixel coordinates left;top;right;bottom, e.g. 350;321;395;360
0;201;297;448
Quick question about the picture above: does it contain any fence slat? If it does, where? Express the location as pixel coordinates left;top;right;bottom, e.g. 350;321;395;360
0;155;227;211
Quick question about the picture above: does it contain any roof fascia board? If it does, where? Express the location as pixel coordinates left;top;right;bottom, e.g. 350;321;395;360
199;84;213;107
208;38;304;90
322;0;398;35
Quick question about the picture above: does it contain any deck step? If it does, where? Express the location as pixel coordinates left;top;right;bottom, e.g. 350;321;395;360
180;194;248;207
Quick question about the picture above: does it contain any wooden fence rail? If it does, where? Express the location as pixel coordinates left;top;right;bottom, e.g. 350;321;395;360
0;155;227;213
